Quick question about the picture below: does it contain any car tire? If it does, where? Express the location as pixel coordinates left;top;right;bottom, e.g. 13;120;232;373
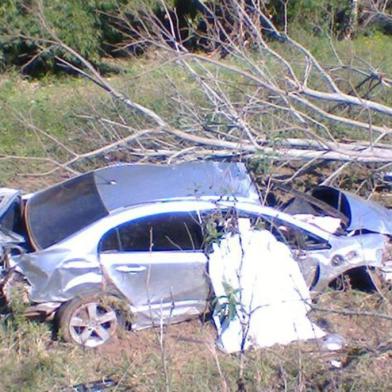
56;294;119;348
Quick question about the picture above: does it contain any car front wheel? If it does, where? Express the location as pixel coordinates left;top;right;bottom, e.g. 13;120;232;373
56;294;118;348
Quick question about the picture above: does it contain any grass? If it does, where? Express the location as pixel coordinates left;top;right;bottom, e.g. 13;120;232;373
0;30;391;189
0;56;202;188
1;288;392;391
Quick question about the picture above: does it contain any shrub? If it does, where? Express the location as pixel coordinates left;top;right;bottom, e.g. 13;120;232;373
0;0;134;74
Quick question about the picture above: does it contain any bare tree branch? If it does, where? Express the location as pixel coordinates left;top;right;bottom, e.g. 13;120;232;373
4;0;392;182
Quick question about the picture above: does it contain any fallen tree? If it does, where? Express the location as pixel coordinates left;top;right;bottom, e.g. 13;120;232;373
1;0;392;186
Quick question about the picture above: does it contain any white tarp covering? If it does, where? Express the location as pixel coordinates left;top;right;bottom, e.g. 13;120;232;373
293;214;341;234
209;220;325;353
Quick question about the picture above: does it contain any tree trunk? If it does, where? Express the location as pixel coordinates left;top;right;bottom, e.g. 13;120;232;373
342;0;359;39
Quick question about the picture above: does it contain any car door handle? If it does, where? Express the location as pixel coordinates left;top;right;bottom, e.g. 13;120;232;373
115;265;146;273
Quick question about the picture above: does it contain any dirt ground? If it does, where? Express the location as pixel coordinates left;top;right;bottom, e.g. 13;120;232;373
68;287;392;391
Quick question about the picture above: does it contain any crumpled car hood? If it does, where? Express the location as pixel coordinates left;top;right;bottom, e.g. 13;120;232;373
312;186;392;235
342;192;392;234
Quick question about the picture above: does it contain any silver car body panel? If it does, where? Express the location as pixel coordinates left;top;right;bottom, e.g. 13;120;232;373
0;188;20;217
229;202;387;291
13;200;216;326
100;251;209;329
24;162;260;250
9;199;388;327
0;229;24;249
342;191;392;235
15;249;103;302
312;186;392;235
94;162;260;208
302;233;385;290
0;188;24;249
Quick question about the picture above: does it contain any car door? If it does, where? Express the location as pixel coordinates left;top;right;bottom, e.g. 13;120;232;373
98;210;209;324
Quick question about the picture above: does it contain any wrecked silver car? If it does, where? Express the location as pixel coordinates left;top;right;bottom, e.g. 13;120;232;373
0;162;391;347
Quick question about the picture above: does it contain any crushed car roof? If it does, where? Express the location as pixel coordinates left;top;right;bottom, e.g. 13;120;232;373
94;161;259;209
25;162;259;249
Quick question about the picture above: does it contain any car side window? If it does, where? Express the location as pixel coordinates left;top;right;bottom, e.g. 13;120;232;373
252;215;330;251
276;225;327;250
100;211;203;252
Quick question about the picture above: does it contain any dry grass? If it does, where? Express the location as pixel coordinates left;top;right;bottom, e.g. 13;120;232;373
1;287;392;391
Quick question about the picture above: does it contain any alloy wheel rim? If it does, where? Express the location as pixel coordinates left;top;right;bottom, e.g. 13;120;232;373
69;302;117;347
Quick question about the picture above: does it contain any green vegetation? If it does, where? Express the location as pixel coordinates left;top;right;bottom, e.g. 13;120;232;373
0;0;186;74
1;289;392;391
1;26;391;188
1;1;391;75
1;1;107;73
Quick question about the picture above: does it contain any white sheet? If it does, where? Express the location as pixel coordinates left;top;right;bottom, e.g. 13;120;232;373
293;214;341;234
209;220;325;353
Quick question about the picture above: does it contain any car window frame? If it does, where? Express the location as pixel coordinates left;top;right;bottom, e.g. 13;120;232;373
250;214;332;251
98;210;205;254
